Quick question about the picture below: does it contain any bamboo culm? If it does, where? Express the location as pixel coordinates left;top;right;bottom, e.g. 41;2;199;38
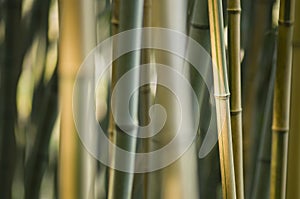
227;0;244;197
270;0;295;197
286;0;300;197
208;0;237;197
107;0;144;198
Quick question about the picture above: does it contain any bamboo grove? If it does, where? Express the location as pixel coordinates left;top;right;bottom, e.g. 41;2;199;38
0;0;300;198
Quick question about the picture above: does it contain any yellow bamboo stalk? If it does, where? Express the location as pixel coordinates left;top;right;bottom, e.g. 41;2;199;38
270;0;295;197
208;0;237;197
58;0;96;198
227;0;244;198
58;1;82;198
286;0;300;197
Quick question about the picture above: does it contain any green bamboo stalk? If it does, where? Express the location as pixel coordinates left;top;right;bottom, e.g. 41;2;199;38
24;1;53;198
145;1;199;199
189;0;221;198
286;1;300;198
227;0;244;198
107;0;144;198
78;1;97;198
107;0;119;196
270;0;295;197
208;0;237;198
136;0;153;198
0;0;22;198
242;0;276;195
251;30;277;199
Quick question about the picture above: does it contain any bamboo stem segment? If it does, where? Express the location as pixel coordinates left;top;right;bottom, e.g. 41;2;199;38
208;0;237;198
270;0;295;197
227;0;244;198
107;0;144;198
286;0;300;197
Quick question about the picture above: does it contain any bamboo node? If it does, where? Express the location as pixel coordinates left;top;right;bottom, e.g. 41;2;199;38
111;18;119;25
230;108;242;115
214;93;230;100
271;126;289;132
293;41;300;48
278;20;294;26
227;8;241;13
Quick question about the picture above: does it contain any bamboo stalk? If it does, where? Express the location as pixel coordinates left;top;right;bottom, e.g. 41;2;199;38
107;0;119;197
107;0;144;198
58;0;97;198
208;0;237;198
145;1;200;199
251;29;277;199
242;0;275;195
0;0;22;198
286;1;300;198
270;0;295;197
136;0;153;198
58;1;82;198
189;0;221;198
227;0;244;198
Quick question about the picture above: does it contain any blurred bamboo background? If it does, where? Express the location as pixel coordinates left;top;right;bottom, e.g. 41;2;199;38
0;0;299;198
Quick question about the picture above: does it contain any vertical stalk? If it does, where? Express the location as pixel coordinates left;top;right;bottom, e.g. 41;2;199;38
251;29;277;199
79;1;97;198
146;0;200;199
137;0;153;198
227;0;244;198
242;0;275;195
107;0;144;198
286;0;300;198
0;0;22;198
189;0;221;198
270;0;295;197
58;1;82;198
58;0;97;198
107;0;119;197
208;0;237;198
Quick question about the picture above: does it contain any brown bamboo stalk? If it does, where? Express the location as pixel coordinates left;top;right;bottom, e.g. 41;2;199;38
270;0;295;197
227;0;244;198
286;0;300;197
208;0;237;197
